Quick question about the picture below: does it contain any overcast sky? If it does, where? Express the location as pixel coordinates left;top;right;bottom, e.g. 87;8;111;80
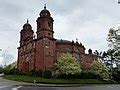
0;0;120;66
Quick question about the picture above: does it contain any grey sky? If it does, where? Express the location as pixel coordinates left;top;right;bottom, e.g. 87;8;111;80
0;0;120;65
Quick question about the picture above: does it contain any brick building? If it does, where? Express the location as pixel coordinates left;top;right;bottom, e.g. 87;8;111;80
17;5;97;72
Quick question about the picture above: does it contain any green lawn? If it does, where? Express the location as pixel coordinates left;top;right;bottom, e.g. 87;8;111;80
4;75;115;84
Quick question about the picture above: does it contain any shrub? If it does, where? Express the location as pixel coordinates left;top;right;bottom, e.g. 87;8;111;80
43;70;52;78
56;71;101;79
31;70;43;77
29;70;36;76
79;71;101;79
3;68;22;75
112;71;120;82
91;60;110;79
0;67;4;73
36;70;43;77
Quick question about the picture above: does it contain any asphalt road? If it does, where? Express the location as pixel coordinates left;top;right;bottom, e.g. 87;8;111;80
0;77;31;90
1;85;119;90
0;77;120;90
17;85;120;90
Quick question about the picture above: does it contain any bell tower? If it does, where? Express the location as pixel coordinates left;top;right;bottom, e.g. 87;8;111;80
35;5;56;71
18;20;34;71
20;20;34;45
36;4;54;39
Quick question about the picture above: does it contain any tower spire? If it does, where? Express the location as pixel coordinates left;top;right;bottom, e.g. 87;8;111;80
27;18;29;24
76;38;78;42
44;4;46;10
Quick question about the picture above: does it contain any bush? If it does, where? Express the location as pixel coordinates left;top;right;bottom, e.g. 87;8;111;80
3;68;23;75
56;71;101;79
112;71;120;82
90;60;109;79
37;70;43;77
30;70;43;77
79;71;101;79
29;70;36;76
0;67;4;73
43;70;52;78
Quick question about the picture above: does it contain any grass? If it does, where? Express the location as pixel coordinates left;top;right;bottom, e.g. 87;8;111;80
3;75;115;84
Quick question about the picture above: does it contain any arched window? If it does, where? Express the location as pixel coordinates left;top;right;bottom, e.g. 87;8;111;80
48;22;50;27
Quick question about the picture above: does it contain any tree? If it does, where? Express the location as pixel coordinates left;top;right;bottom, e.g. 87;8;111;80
55;53;82;75
4;61;17;70
4;61;18;75
91;60;109;79
0;67;4;73
107;27;120;61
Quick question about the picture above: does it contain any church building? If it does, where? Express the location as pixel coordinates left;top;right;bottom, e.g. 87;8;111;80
17;5;97;72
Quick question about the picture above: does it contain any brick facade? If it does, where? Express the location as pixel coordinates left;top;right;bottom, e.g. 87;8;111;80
17;6;97;72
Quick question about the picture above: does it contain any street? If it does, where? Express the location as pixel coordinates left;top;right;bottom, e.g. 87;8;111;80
15;85;120;90
0;77;120;90
0;85;120;90
0;77;30;90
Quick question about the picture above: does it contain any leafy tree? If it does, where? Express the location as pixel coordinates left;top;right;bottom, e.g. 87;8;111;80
4;61;17;70
4;61;18;75
107;27;120;61
0;67;4;73
55;53;82;75
91;60;109;79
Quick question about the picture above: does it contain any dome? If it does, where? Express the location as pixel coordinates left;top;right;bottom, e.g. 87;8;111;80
39;4;51;17
23;19;32;30
56;39;72;44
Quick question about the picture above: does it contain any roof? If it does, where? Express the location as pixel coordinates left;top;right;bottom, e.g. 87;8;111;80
56;39;72;44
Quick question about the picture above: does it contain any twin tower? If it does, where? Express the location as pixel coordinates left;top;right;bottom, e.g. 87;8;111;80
20;5;54;45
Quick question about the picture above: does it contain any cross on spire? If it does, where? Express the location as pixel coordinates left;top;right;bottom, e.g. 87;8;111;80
76;38;78;42
27;18;29;23
44;4;46;10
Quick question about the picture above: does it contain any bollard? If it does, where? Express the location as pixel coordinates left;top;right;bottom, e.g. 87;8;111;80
34;79;36;84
